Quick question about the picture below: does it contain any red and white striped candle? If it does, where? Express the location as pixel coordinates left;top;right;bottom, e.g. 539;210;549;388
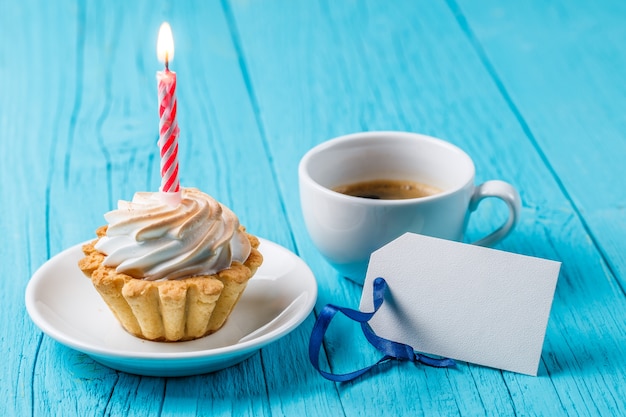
156;22;181;205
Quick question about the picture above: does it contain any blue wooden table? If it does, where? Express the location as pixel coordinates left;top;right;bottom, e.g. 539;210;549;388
3;0;626;415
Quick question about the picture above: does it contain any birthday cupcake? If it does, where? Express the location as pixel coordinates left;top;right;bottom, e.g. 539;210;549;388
78;187;263;342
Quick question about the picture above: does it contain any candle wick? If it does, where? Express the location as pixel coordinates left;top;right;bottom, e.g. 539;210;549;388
165;52;169;71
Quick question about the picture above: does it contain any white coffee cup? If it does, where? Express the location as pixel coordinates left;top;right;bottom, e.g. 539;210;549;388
298;131;521;284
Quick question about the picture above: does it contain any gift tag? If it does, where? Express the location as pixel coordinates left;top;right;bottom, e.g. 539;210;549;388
360;233;561;376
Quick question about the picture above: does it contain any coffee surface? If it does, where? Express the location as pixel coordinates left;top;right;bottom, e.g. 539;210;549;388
333;179;441;200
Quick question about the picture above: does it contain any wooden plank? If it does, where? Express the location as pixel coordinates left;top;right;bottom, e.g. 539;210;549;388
227;1;527;415
2;0;341;415
453;0;626;286
5;2;170;416
0;1;106;416
4;0;626;415
453;0;626;415
161;1;343;416
229;0;626;415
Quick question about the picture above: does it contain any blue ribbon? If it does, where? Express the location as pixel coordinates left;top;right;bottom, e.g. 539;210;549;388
309;277;456;382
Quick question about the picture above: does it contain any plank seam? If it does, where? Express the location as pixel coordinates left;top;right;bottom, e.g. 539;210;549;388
258;352;273;415
540;356;571;415
29;333;44;417
102;371;120;417
220;0;298;252
63;1;86;188
156;379;166;417
95;4;122;210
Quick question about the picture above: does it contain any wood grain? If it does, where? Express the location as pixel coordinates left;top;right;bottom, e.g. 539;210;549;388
230;0;626;415
2;0;626;415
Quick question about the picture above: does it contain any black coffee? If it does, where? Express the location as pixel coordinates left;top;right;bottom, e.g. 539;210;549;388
333;179;441;200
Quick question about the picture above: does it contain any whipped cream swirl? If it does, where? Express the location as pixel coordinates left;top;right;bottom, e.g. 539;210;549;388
95;188;251;281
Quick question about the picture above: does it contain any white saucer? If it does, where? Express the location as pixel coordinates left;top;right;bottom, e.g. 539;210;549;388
25;238;317;377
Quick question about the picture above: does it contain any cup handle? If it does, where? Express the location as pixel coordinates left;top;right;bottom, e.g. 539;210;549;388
468;180;521;247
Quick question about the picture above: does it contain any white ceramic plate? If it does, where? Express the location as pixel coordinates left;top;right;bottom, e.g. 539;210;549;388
25;238;317;377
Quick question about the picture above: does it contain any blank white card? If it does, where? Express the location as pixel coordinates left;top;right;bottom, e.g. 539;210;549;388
360;233;561;376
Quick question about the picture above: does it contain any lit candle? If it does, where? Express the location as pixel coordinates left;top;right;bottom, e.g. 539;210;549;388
156;22;181;205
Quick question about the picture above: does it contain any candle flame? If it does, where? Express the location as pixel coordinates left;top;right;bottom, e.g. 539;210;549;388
157;22;175;65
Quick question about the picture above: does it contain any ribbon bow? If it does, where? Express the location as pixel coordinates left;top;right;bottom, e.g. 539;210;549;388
309;277;456;382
